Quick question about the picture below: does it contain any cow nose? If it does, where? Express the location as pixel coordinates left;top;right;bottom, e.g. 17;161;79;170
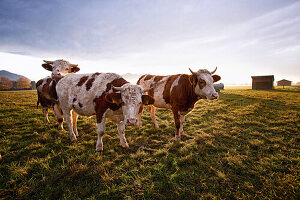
211;93;218;99
127;118;137;125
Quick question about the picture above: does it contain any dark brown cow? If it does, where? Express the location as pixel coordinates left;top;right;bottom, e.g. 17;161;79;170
137;67;221;141
36;59;80;129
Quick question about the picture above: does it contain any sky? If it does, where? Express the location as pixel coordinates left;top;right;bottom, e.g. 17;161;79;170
0;0;299;84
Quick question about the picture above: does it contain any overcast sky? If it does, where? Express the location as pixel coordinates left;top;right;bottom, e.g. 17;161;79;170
0;0;299;84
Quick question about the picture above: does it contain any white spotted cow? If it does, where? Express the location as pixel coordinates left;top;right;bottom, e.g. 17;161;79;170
36;59;80;129
137;67;221;141
55;72;154;152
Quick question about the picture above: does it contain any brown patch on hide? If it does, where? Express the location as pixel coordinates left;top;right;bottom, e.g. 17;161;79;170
92;72;101;77
36;77;57;109
137;75;146;84
77;76;89;87
144;75;154;81
162;75;180;104
154;76;165;82
105;78;128;92
86;77;95;91
93;77;128;123
36;79;43;88
198;78;206;89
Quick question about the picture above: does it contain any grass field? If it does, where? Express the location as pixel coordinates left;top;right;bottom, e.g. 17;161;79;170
0;87;299;199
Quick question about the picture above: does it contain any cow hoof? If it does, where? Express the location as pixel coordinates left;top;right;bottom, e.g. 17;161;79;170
122;143;129;148
155;125;160;129
95;150;103;154
175;136;181;141
96;147;103;153
70;137;77;142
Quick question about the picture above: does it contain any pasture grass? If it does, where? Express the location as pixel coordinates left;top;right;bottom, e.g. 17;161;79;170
0;87;299;199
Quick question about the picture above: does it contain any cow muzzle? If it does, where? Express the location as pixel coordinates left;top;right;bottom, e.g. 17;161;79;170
127;118;137;126
52;73;62;81
209;93;219;100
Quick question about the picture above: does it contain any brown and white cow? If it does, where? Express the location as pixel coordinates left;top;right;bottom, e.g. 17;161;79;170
55;72;154;152
137;67;221;141
36;59;80;128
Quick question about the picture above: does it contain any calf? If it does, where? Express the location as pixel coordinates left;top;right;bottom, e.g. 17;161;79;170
36;59;80;128
55;73;154;152
137;67;221;141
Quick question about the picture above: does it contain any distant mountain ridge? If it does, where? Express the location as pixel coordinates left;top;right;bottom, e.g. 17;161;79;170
0;70;30;81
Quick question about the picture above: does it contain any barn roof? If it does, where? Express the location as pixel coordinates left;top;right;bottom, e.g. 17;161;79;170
277;79;291;82
251;75;274;81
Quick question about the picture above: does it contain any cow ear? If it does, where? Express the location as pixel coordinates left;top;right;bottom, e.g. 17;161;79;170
71;65;80;73
189;75;197;86
142;95;154;105
42;63;53;71
212;75;221;83
105;93;122;105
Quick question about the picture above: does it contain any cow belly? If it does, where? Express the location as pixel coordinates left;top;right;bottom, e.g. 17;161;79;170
73;107;95;116
154;99;170;109
153;91;170;109
69;93;96;116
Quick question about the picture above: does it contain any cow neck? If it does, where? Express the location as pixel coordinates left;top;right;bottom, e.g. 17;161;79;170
49;78;59;101
177;75;200;110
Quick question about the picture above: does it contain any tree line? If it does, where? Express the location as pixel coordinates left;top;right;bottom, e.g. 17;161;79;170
0;76;33;90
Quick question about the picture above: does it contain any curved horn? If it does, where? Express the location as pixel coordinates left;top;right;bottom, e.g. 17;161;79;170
112;86;123;91
189;68;197;75
211;66;217;74
43;60;53;64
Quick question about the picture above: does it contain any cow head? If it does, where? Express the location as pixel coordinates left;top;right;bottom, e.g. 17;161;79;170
189;67;221;100
42;59;80;82
105;84;154;126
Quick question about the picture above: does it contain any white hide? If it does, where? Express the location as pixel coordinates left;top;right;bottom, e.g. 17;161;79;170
50;60;76;78
139;75;170;109
194;72;219;100
56;73;120;116
56;72;148;124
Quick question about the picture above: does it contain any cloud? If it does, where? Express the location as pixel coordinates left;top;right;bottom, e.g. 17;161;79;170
0;0;299;84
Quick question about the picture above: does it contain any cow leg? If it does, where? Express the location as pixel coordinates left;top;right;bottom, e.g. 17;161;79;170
172;110;182;141
42;107;50;123
53;104;64;130
96;114;106;152
63;109;77;142
149;105;159;129
137;105;144;127
117;121;129;148
179;114;185;139
72;111;79;137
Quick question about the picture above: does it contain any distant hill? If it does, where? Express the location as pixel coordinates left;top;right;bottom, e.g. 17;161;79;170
0;70;30;81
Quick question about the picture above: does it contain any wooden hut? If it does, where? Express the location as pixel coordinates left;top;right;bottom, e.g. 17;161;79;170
277;79;291;88
251;75;274;90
